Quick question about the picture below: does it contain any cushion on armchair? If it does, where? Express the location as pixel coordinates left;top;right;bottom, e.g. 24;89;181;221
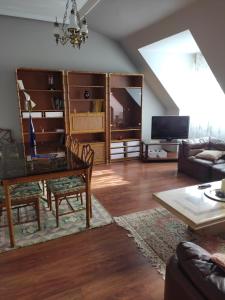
195;150;225;161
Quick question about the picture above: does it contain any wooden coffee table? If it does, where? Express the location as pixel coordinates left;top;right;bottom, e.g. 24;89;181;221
153;181;225;234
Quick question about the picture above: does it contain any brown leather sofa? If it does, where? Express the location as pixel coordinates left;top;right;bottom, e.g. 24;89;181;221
178;137;225;182
164;242;225;300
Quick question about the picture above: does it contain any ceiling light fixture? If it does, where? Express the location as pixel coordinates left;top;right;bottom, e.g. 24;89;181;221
53;0;88;49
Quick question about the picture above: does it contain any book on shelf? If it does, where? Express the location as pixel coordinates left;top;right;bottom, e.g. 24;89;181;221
17;80;25;90
51;96;64;110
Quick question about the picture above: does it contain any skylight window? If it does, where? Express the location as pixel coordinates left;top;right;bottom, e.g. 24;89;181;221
139;30;225;139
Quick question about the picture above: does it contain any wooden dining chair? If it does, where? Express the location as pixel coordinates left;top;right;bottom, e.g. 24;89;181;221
45;136;80;210
46;144;94;227
0;182;42;230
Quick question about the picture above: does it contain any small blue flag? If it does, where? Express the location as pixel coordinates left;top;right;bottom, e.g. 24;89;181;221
29;114;37;156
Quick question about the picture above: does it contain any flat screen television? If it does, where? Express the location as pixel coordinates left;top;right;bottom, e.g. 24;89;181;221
151;116;190;141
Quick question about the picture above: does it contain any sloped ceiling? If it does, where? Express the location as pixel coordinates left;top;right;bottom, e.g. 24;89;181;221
87;0;197;40
0;0;197;39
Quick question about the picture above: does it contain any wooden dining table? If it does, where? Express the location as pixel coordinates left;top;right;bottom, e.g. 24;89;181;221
0;143;91;248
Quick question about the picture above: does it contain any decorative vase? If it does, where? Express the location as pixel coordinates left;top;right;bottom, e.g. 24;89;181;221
84;90;90;99
48;75;55;90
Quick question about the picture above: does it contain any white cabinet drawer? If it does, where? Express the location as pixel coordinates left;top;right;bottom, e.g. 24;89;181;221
111;142;124;148
22;112;42;118
110;153;124;160
127;152;139;158
126;141;140;146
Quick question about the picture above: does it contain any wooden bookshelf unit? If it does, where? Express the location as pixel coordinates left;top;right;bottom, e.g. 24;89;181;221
16;68;66;157
16;69;144;164
67;71;108;164
109;73;143;161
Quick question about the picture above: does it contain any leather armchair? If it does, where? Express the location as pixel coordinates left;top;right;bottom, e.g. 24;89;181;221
164;242;225;300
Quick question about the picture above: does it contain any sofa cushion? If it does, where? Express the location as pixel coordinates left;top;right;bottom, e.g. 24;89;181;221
212;164;225;172
182;138;210;148
189;149;204;156
188;157;214;167
209;138;225;151
177;242;225;300
182;138;210;157
211;164;225;180
195;150;225;162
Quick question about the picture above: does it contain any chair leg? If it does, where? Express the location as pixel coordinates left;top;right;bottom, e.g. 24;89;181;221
55;196;59;227
47;188;52;211
42;180;45;195
89;195;92;218
36;199;41;231
80;193;83;205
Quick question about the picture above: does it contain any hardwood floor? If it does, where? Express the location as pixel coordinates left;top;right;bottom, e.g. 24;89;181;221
92;161;198;216
0;161;198;300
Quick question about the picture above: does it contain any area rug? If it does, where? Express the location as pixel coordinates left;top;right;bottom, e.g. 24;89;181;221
115;208;225;278
0;195;113;253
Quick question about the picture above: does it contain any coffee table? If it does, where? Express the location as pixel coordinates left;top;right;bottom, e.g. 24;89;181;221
153;181;225;234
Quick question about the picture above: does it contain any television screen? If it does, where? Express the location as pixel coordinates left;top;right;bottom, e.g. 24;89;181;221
151;116;190;140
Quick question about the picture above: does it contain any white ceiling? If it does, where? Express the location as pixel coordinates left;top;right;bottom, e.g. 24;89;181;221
0;0;101;23
0;0;197;39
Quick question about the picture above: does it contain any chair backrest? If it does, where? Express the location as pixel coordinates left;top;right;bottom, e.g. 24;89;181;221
70;137;79;157
65;135;71;148
65;135;80;164
81;144;94;180
0;128;13;147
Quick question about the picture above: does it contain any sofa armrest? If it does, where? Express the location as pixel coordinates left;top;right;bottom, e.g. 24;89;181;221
165;255;205;300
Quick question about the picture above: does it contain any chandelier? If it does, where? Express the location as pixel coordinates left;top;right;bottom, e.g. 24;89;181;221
54;0;88;49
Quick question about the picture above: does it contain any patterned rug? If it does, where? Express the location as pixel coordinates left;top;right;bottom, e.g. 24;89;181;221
115;207;225;278
0;195;113;253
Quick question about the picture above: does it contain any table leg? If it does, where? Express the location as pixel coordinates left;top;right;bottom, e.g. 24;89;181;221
140;142;143;160
3;182;15;248
145;144;148;160
85;170;90;228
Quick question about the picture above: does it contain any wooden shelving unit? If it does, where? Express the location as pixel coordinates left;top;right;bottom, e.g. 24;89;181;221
16;69;144;164
16;68;66;156
66;71;108;164
108;73;143;161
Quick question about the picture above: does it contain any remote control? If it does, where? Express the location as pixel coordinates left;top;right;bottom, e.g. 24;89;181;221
198;184;211;189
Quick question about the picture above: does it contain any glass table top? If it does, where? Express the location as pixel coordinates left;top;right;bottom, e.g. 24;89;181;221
0;143;87;180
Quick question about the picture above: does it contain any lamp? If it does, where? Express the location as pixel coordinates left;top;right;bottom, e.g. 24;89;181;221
54;0;88;49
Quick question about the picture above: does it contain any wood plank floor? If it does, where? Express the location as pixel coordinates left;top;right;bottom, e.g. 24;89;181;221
0;161;198;300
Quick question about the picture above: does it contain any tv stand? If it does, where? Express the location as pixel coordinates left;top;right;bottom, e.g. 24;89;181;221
140;140;180;162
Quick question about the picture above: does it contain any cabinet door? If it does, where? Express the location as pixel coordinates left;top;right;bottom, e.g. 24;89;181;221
70;112;105;133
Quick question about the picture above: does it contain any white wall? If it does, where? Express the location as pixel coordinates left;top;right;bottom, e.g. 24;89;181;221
0;15;151;139
140;50;194;113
